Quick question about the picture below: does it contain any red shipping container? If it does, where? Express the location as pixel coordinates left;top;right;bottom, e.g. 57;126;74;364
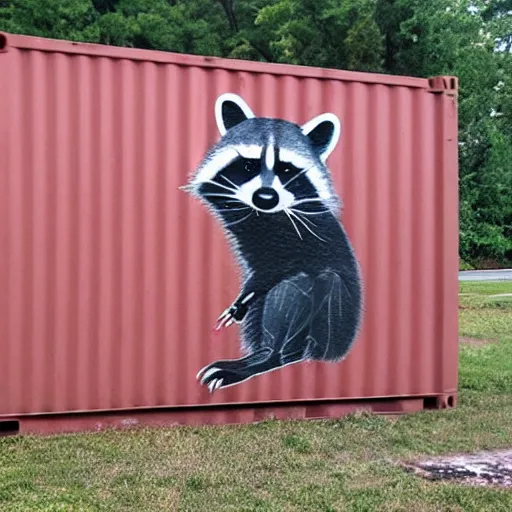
0;33;459;436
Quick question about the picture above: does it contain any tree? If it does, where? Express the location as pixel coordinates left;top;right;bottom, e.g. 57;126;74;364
0;0;100;42
255;0;384;71
374;0;512;264
481;0;512;51
95;0;228;55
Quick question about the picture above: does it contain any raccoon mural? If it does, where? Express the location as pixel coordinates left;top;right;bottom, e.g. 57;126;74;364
182;93;363;393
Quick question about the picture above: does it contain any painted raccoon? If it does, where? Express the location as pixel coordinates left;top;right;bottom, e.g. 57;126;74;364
182;93;363;393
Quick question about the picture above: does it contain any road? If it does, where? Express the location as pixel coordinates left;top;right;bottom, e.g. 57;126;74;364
459;269;512;281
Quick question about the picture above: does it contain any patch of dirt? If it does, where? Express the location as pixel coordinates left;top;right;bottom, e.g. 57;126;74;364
403;449;512;488
459;336;496;346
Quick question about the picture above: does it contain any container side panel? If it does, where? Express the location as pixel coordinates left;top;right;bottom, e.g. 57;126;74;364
410;89;437;394
0;52;10;409
388;86;414;395
76;55;96;411
341;81;370;398
53;53;73;412
365;84;391;397
6;51;36;414
432;94;460;396
1;47;458;416
440;94;460;393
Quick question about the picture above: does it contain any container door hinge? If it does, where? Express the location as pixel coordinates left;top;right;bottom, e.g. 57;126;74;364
428;76;458;97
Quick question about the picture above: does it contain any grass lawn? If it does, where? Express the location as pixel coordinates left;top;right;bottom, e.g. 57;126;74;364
1;282;511;511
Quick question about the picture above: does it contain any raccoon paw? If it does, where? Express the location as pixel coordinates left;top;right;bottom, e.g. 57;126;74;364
215;303;248;330
196;364;247;392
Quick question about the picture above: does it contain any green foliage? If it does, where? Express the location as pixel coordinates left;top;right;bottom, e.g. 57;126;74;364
459;259;475;270
376;0;482;76
0;0;511;266
93;0;229;55
92;0;121;14
0;0;100;41
255;0;384;70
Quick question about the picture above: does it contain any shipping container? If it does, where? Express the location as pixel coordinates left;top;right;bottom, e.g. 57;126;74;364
0;33;459;436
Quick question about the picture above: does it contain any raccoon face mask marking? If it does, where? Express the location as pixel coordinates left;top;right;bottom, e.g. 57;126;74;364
184;93;342;218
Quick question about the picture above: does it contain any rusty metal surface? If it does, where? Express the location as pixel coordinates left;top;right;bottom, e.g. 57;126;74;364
0;33;459;419
4;398;430;437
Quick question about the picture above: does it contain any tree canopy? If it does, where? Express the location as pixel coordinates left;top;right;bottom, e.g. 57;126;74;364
1;0;511;266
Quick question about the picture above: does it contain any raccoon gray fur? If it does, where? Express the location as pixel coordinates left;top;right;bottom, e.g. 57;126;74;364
182;93;363;393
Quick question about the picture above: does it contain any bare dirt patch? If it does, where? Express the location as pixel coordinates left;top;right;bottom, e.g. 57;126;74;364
459;336;496;346
403;449;512;488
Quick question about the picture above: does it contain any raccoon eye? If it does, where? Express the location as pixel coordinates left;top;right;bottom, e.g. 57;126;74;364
276;162;300;177
244;159;260;174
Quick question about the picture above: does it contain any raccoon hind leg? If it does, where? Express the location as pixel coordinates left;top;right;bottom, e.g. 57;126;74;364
262;272;314;364
197;273;314;392
308;270;359;362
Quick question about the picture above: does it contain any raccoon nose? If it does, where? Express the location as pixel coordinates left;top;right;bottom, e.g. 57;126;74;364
252;187;279;211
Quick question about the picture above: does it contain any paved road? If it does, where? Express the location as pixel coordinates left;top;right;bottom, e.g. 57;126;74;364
459;269;512;281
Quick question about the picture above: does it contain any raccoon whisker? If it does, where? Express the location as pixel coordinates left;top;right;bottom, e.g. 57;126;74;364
204;179;238;193
291;197;327;207
202;192;240;201
226;211;254;227
290;207;330;217
289;210;326;242
223;206;251;213
290;209;317;228
218;175;240;191
284;209;303;240
288;210;328;243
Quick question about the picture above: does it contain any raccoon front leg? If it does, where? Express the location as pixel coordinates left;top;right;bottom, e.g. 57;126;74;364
215;274;286;330
215;285;257;330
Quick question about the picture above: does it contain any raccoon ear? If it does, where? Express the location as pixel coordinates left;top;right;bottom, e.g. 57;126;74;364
301;113;341;162
215;93;255;136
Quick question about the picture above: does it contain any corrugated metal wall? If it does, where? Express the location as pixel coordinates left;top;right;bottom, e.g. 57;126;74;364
0;34;459;418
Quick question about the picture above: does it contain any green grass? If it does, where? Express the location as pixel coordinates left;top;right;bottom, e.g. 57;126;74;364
459;280;512;296
1;282;511;511
459;281;512;340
